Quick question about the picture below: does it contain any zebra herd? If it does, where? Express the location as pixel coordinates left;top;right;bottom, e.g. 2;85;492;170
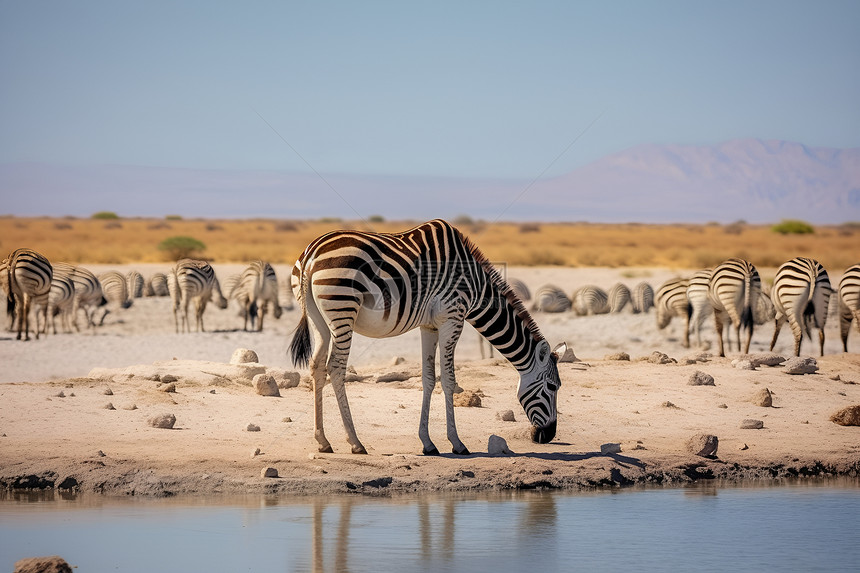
1;248;294;339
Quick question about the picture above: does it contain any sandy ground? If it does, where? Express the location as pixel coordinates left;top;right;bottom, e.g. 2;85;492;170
1;265;859;498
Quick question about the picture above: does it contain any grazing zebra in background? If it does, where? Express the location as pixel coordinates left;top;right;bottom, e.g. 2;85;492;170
655;278;692;347
35;272;76;335
145;272;170;297
98;270;133;326
230;260;283;331
52;263;108;331
769;257;832;356
686;269;713;349
479;277;531;359
532;284;571;313
630;281;654;314
838;264;860;352
571;285;610;316
278;276;296;312
608;282;631;313
290;219;565;455
0;248;53;341
127;270;144;298
708;258;762;357
169;259;228;333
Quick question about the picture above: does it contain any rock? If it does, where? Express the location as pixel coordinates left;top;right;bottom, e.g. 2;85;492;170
104;402;115;410
146;374;161;382
686;434;719;458
251;448;261;458
740;419;764;429
260;466;279;478
277;371;301;389
661;401;679;409
497;409;516;422
604;352;630;361
688;370;715;386
751;388;773;407
830;405;860;426
161;374;178;384
557;346;579;363
600;443;622;455
738;443;749;451
648;351;676;364
231;348;259;364
717;403;728;409
123;404;138;410
160;382;176;393
453;390;482;407
253;374;280;397
97;450;106;457
148;413;176;429
391;356;406;366
54;391;65;398
747;353;787;367
247;423;261;432
376;371;414;383
282;417;293;423
733;359;755;371
684;352;712;363
488;434;513;455
103;387;113;395
13;556;73;573
783;357;819;375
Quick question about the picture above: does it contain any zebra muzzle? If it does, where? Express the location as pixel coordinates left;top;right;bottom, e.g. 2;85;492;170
531;420;556;444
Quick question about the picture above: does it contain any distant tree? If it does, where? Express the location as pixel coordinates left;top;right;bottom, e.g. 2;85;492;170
158;236;206;260
92;211;119;220
368;215;386;223
771;219;814;235
165;214;183;220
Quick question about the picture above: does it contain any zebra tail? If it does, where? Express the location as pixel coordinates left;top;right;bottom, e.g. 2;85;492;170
741;274;754;332
289;260;312;368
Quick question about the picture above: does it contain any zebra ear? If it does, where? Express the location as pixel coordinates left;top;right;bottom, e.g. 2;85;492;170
536;339;551;365
551;342;567;361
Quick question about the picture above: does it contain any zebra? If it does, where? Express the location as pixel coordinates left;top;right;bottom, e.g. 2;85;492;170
655;277;692;347
230;260;283;331
169;259;228;333
479;277;530;359
98;270;133;326
571;285;610;316
532;284;571;313
145;272;170;297
686;269;713;349
0;248;53;341
35;271;76;335
278;276;296;312
769;257;832;357
708;258;762;357
608;282;631;313
838;264;860;352
630;281;654;314
52;263;108;331
289;219;566;455
127;270;145;298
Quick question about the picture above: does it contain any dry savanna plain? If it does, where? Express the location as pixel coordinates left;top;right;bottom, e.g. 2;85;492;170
1;216;859;498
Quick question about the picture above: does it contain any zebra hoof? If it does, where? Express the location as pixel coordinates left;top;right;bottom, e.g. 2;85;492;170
318;444;334;454
452;446;471;456
423;446;440;456
352;444;368;455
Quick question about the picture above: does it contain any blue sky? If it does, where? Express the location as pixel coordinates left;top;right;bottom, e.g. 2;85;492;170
2;1;858;180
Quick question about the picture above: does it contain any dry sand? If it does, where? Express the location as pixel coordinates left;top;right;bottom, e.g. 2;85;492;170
1;265;858;497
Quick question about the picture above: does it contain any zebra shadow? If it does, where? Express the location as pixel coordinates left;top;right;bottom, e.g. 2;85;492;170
437;450;646;470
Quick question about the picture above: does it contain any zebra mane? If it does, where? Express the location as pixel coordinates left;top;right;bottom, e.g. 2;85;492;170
460;233;544;341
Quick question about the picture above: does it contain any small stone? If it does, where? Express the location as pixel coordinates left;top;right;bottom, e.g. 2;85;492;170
747;353;787;367
783;357;819;375
391;356;406;366
282;417;293;423
260;466;278;478
160;382;176;393
103;387;113;396
830;374;841;381
497;410;516;422
557;346;579;363
600;443;622;455
604;352;630;361
146;374;161;382
830;405;860;426
688;370;715;386
738;443;749;451
662;401;678;409
740;419;764;429
97;450;106;457
123;404;138;410
648;351;676;364
253;374;280;397
376;371;413;383
488;434;513;455
54;391;65;398
148;413;176;429
733;359;756;371
252;448;261;458
209;389;216;394
231;348;259;364
161;374;178;384
104;402;115;410
247;423;261;432
277;371;301;389
453;390;482;407
717;403;728;409
751;388;773;407
686;434;719;458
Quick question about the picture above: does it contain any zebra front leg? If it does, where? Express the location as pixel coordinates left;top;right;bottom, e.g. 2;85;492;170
439;319;469;455
419;326;440;455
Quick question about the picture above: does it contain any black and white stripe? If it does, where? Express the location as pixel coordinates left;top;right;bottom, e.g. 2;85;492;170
479;277;530;359
0;248;53;340
290;219;565;455
52;263;107;331
532;284;571;313
708;258;762;356
655;277;692;347
229;260;283;331
838;264;860;352
98;270;133;326
769;257;832;356
608;282;631;313
630;281;654;314
145;272;170;297
36;272;76;335
169;259;228;333
686;269;713;349
571;285;610;316
127;270;144;299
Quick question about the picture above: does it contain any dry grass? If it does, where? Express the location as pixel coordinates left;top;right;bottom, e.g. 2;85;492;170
0;217;856;274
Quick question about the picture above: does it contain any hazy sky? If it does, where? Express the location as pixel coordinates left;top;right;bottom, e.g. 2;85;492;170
2;0;858;183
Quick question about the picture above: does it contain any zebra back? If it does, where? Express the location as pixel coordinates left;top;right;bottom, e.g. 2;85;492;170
127;270;145;298
772;257;831;330
838;264;860;350
571;285;610;316
507;278;531;302
99;270;133;309
655;277;691;329
631;282;654;313
4;248;52;299
608;282;631;313
533;284;571;313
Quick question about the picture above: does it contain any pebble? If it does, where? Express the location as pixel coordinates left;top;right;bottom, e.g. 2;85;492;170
497;410;516;422
103;387;113;396
604;352;630;361
686;434;719;458
751;388;773;407
740;419;764;429
260;467;278;478
251;448;261;458
104;402;115;410
830;405;860;426
231;348;259;364
247;423;261;432
688;370;715;386
600;443;622;455
488;435;513;455
253;374;280;397
783;357;819;375
160;383;176;393
148;413;176;429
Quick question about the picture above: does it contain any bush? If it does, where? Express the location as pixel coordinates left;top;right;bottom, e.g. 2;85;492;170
771;219;814;235
165;214;183;220
367;215;386;223
158;236;206;260
92;211;120;220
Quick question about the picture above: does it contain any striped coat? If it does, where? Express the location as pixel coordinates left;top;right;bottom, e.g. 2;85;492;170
0;248;53;340
769;257;831;356
838;264;860;351
708;258;762;356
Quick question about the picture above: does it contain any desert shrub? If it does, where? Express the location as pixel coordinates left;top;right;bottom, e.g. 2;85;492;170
452;215;474;227
165;214;183;220
205;223;224;232
274;221;298;232
367;215;386;223
519;223;541;233
92;211;120;220
771;219;814;235
148;221;172;230
54;222;73;230
103;221;123;229
723;223;744;235
158;236;206;260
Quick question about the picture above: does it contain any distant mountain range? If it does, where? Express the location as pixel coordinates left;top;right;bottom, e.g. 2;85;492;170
2;139;858;223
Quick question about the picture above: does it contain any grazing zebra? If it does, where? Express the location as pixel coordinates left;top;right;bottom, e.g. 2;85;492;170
686;269;713;348
769;257;832;356
290;219;565;455
230;260;283;331
169;259;228;333
655;277;692;347
608;282;631;313
52;263;108;331
532;284;571;313
35;272;76;335
278;276;296;312
708;258;762;357
479;277;531;359
630;281;654;314
145;272;170;297
838;264;860;352
571;285;610;316
0;248;53;340
98;270;133;326
127;270;144;298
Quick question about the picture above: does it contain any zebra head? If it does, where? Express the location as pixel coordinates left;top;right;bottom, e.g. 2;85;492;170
518;340;565;444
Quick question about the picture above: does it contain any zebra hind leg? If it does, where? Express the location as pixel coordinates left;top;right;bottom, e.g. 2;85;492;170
419;327;440;455
326;328;366;455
